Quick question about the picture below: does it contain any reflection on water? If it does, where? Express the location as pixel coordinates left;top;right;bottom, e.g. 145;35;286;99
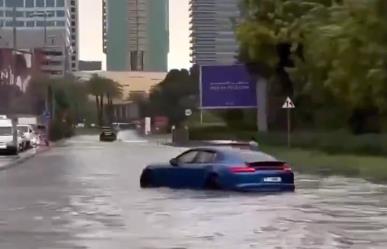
1;135;387;249
67;172;387;249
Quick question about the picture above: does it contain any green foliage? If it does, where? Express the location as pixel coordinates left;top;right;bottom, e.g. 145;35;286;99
237;0;387;133
142;67;198;126
189;126;387;156
86;74;122;126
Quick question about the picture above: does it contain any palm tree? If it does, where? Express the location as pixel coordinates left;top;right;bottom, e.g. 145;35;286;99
87;74;106;126
104;79;123;124
87;74;122;126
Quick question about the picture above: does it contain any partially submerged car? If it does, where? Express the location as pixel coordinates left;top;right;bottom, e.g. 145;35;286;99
99;126;117;142
140;147;295;192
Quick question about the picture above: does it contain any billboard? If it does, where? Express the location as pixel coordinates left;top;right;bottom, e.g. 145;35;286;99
0;48;35;114
200;65;257;109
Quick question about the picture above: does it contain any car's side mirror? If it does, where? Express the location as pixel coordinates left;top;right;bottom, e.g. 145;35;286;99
170;158;178;166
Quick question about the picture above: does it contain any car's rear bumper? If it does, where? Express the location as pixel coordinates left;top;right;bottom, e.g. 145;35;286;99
99;135;116;142
233;183;295;192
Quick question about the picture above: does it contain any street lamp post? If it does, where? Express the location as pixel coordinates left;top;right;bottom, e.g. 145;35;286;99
28;11;55;141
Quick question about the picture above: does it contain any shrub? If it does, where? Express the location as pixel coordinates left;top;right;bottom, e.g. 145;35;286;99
189;126;387;156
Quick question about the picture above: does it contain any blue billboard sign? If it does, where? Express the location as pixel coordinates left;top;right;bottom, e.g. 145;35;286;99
200;65;257;109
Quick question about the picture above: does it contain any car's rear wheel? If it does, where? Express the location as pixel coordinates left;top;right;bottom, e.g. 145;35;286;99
140;170;153;188
204;173;221;190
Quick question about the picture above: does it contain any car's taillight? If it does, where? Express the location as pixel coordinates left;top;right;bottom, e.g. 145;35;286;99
282;163;292;171
230;166;256;173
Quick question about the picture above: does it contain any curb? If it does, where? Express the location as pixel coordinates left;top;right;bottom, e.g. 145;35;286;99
0;146;52;171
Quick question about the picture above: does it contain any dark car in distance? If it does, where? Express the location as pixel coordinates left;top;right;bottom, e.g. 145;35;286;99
140;147;295;192
99;127;117;142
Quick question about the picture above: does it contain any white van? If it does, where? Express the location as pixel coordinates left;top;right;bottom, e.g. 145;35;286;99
0;119;23;154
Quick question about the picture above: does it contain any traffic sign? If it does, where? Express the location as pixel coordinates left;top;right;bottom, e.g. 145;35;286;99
185;109;193;117
282;97;295;109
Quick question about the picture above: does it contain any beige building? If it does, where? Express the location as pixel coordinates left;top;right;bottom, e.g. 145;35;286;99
75;71;167;122
75;71;166;100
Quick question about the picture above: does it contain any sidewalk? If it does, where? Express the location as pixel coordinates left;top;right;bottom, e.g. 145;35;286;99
0;146;51;171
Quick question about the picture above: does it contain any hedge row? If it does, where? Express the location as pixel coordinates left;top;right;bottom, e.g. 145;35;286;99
189;126;387;156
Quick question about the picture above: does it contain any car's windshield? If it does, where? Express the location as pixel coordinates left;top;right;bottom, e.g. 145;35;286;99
0;127;12;136
17;126;29;133
239;151;277;163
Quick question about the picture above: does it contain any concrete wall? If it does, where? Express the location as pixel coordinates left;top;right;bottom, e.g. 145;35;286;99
0;28;68;49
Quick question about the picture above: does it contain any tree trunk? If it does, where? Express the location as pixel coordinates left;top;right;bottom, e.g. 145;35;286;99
106;94;113;125
100;95;104;126
95;95;102;127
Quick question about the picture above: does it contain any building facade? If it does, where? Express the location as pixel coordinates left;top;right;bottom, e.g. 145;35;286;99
69;0;79;72
103;0;169;72
0;0;78;76
189;0;239;66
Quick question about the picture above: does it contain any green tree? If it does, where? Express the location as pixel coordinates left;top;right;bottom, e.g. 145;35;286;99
86;74;122;126
237;0;387;133
143;68;198;126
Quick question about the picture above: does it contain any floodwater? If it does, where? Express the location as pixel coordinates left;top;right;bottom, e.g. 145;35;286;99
0;131;386;249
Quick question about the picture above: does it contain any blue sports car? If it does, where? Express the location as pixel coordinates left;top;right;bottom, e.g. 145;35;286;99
140;147;295;192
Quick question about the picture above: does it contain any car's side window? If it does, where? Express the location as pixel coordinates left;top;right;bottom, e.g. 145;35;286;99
195;151;217;164
177;151;198;164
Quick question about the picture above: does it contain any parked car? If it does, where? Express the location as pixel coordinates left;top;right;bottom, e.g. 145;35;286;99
17;124;36;148
140;147;295;192
99;127;117;142
0;118;19;155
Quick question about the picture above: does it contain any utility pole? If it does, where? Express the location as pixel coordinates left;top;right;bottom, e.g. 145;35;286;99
11;5;18;146
12;6;17;51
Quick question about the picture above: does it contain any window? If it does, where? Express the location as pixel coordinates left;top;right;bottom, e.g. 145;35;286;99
195;151;217;164
25;0;35;7
6;0;23;7
5;11;13;17
56;0;64;7
240;151;277;164
46;0;55;7
56;20;65;26
16;11;24;17
177;151;198;164
36;21;45;26
47;10;55;17
25;11;35;17
0;127;12;136
16;21;24;27
0;0;3;7
5;20;13;27
46;21;55;26
36;0;44;7
56;10;65;17
0;11;3;17
26;21;35;27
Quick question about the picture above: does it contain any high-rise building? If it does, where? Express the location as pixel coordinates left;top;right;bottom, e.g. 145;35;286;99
69;0;79;72
189;0;239;66
0;0;78;76
103;0;169;72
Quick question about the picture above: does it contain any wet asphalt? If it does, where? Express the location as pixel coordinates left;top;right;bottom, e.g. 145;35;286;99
0;130;387;249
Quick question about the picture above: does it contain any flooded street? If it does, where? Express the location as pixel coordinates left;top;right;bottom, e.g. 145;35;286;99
0;132;387;249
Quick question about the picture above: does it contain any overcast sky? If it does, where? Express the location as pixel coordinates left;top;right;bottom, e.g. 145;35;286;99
79;0;190;70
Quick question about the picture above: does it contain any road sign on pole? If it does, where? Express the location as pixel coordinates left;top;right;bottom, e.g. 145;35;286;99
185;109;192;117
282;97;295;109
282;97;295;147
